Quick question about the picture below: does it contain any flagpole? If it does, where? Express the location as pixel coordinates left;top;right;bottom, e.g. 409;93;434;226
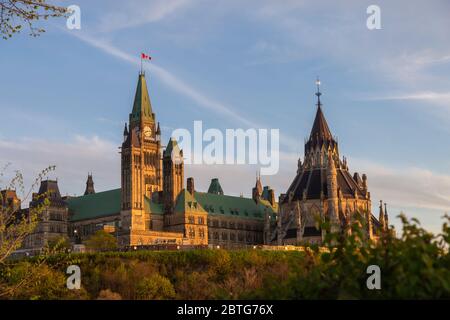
140;56;143;75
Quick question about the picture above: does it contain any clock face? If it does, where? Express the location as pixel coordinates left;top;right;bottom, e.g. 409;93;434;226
143;126;152;140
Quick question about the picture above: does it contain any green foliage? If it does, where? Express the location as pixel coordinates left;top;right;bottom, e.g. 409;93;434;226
0;260;88;299
84;230;118;252
1;214;449;300
45;236;71;254
136;274;175;300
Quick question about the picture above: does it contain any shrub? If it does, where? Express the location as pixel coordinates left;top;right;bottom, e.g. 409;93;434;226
97;289;122;300
135;274;175;300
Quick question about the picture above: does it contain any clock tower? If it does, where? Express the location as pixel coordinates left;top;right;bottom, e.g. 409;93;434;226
120;72;162;237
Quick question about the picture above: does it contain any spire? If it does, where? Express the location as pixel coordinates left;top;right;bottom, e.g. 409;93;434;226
315;77;322;107
378;200;385;229
255;171;263;194
309;78;333;141
156;122;161;142
123;123;128;136
84;173;95;195
130;73;153;125
384;203;389;229
253;171;263;202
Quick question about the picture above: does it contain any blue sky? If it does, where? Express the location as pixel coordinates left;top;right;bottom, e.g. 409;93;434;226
1;0;450;234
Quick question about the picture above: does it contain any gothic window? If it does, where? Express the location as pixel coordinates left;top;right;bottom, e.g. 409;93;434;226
221;221;227;228
188;216;195;224
198;217;204;225
199;228;205;239
221;232;228;240
189;227;195;238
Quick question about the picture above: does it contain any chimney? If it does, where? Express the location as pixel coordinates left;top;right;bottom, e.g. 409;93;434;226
268;189;275;206
187;177;195;195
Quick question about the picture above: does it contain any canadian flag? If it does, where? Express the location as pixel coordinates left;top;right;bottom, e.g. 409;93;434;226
141;52;151;60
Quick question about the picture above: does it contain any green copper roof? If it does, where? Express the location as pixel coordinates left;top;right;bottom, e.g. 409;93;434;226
130;73;153;123
170;189;276;220
68;188;164;221
67;188;121;222
207;178;224;195
173;189;205;213
145;196;164;215
195;191;276;220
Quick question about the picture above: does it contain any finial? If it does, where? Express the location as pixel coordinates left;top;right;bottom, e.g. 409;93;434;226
315;77;322;107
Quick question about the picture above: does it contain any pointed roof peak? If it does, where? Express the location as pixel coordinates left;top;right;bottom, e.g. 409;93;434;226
309;78;333;141
84;173;95;195
255;171;263;194
164;137;182;158
310;103;333;140
130;73;153;123
208;178;224;195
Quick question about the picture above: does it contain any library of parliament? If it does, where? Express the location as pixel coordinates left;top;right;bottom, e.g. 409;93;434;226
1;73;390;251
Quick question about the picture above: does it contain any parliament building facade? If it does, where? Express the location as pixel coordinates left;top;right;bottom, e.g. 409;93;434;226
1;73;389;252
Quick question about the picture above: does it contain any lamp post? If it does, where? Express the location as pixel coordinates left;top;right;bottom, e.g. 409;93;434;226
74;229;80;244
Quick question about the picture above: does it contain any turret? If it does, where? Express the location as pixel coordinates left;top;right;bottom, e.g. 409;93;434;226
84;173;95;195
378;200;386;231
207;178;224;195
384;203;389;229
163;138;184;214
156;122;161;142
252;172;263;202
123;123;128;142
326;151;339;233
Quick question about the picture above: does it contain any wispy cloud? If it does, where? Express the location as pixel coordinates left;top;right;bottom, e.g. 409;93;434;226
0;135;119;198
70;32;258;128
355;91;450;110
96;0;193;32
67;31;301;150
350;157;450;213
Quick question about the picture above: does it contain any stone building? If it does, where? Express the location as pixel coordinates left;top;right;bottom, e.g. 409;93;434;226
63;72;277;248
5;74;388;252
269;81;388;245
22;180;69;250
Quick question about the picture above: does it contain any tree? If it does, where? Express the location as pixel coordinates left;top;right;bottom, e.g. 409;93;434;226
85;230;118;252
0;164;56;298
136;274;176;300
0;165;55;264
45;235;71;253
0;0;67;39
